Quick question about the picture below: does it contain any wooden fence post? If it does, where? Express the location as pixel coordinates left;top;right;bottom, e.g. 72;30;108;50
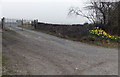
21;19;24;31
34;19;38;29
1;17;5;30
21;19;23;26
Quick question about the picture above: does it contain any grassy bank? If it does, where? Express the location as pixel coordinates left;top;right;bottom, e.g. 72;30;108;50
36;29;119;48
2;29;17;75
4;28;17;34
19;25;119;48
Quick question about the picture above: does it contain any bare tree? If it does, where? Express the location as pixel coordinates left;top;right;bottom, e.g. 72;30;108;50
68;1;119;25
68;7;96;24
68;1;120;35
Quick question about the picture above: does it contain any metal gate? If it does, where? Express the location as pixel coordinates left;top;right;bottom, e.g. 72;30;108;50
1;17;33;31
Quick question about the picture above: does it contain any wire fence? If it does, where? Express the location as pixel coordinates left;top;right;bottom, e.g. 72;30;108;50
0;17;36;31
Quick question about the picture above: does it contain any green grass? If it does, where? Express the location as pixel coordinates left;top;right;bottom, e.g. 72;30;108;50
80;35;119;48
4;29;16;34
2;28;17;40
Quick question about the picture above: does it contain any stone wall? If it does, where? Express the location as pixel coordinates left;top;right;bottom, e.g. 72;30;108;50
36;22;93;38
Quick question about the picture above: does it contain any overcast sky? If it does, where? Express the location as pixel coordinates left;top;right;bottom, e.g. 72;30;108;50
1;0;90;24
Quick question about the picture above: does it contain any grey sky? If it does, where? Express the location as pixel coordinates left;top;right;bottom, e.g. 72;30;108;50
1;0;90;24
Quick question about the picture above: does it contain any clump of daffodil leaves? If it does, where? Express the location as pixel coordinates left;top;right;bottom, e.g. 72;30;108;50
89;27;120;42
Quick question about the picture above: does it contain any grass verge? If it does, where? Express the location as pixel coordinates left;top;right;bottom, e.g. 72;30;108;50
2;28;17;40
33;29;119;48
4;29;16;34
2;55;14;75
19;25;119;48
2;29;17;75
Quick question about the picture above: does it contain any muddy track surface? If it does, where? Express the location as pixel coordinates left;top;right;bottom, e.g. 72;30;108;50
2;26;118;75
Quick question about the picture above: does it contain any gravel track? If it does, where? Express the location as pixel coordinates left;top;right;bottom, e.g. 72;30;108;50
2;26;118;75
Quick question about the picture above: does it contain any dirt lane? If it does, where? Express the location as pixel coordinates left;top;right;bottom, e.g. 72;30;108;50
2;27;118;75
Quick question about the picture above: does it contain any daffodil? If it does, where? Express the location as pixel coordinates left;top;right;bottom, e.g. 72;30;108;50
89;27;120;42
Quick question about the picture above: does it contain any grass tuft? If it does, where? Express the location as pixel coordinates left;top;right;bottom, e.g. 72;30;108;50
4;29;16;33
